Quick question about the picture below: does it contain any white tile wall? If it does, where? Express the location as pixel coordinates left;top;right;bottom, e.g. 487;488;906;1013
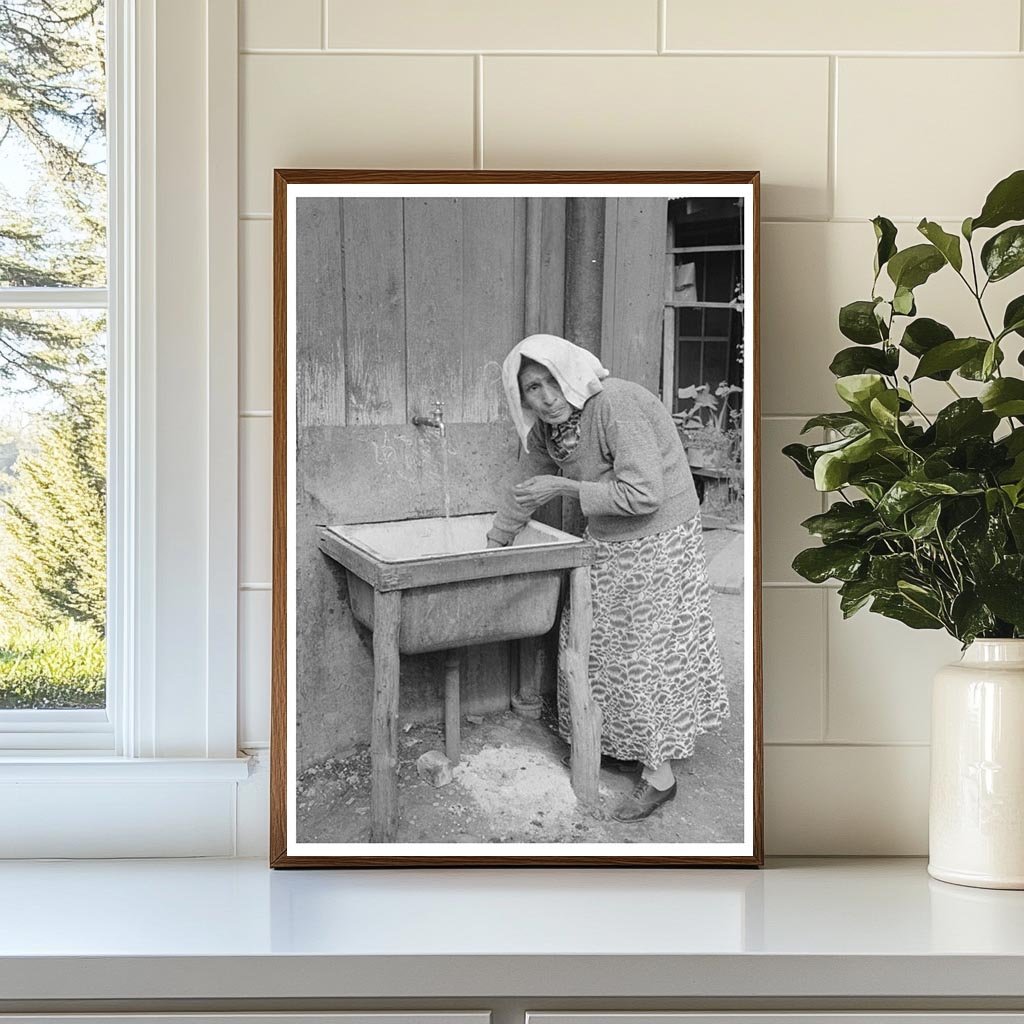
326;0;658;51
240;220;273;412
240;55;475;213
762;589;825;743
483;56;831;220
241;0;321;50
236;1;1024;853
665;0;1021;53
836;58;1024;220
239;590;272;749
240;417;272;587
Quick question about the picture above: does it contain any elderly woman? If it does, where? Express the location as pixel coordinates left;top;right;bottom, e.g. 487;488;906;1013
486;334;729;823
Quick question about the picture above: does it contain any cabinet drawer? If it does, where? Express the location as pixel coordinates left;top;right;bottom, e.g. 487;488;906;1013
0;1015;490;1024
528;1016;1024;1024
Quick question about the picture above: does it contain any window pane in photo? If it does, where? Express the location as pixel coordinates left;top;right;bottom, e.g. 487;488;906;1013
0;1;107;288
0;309;106;709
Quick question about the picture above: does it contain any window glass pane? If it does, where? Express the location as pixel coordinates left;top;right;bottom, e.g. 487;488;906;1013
0;309;106;709
0;1;107;288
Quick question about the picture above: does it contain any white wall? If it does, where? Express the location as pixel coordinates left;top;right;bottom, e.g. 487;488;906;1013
234;0;1024;855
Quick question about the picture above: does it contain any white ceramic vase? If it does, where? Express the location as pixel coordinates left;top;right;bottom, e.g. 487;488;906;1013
929;639;1024;889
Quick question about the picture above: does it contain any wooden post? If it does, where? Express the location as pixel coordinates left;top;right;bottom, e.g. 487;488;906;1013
662;217;676;412
563;566;600;805
370;590;402;843
563;197;605;539
512;637;543;719
444;648;461;763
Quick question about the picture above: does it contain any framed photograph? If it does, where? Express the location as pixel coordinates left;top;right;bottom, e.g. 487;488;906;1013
270;170;762;867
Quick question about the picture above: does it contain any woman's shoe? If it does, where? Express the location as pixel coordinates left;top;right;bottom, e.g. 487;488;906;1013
561;752;641;774
611;779;677;822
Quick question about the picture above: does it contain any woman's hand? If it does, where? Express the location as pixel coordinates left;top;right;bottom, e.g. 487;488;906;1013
513;475;578;510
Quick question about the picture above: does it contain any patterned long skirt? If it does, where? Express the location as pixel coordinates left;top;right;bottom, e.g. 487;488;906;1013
556;513;729;767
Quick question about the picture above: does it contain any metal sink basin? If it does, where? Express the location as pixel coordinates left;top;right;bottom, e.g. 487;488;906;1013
318;513;593;654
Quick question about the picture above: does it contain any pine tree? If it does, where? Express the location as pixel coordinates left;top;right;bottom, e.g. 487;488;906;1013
0;370;105;632
0;0;106;395
0;1;107;645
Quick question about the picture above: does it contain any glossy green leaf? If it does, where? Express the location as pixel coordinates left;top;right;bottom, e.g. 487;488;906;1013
900;317;954;359
971;168;1024;232
782;442;814;479
950;592;995;643
911;337;988;381
917;218;963;272
829;345;899;378
960;343;1004;381
800;501;879;543
868;390;902;430
981;225;1024;282
933;399;999;445
839;300;886;345
800;412;865;435
886;244;946;291
877;479;958;523
868;552;915;587
792;542;866;584
980;378;1024;418
982;341;1000;381
892;286;916;316
871;594;943;630
1003;295;1024;340
908;500;942;539
976;576;1024;629
838;578;878;617
962;216;974;241
814;450;851;491
872;216;898;277
835;373;886;414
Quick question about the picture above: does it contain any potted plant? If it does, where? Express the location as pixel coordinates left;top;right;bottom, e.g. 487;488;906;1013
675;382;742;469
784;169;1024;889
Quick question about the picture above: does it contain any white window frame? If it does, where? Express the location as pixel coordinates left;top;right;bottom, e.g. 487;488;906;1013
0;0;248;857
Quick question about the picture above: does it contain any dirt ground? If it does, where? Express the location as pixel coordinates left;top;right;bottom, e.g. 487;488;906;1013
296;526;746;845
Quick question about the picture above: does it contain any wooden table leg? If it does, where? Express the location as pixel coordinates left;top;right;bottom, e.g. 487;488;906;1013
511;636;544;719
563;565;601;805
444;648;461;763
370;589;401;843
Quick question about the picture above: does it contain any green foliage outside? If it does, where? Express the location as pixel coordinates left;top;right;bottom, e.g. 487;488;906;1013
0;1;107;707
784;170;1024;645
0;620;104;708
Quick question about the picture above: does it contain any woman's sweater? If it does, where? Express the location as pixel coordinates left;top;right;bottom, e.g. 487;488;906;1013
487;377;701;545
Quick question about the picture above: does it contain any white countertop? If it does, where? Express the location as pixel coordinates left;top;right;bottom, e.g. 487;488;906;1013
1;857;1023;1002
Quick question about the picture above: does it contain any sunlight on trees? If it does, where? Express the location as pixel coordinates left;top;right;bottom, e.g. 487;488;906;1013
0;0;107;709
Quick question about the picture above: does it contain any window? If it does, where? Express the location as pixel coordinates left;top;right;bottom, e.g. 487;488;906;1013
0;0;110;747
0;0;246;857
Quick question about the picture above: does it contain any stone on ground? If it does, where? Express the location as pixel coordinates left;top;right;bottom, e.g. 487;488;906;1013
416;749;454;787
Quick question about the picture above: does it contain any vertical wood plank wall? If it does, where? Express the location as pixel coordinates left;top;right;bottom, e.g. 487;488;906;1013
292;195;666;766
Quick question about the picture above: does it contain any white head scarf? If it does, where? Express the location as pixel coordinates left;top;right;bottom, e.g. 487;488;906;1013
501;334;610;452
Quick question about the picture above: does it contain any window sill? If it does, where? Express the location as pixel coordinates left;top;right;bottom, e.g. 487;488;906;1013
0;754;252;782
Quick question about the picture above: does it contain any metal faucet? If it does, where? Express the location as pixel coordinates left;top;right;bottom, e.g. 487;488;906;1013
412;399;446;438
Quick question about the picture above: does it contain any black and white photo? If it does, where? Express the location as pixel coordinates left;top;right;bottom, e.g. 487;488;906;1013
271;171;762;866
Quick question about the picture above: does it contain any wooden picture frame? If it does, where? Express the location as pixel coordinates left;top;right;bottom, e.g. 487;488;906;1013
271;170;763;867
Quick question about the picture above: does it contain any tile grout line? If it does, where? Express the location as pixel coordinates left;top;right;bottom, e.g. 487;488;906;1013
820;587;831;743
1021;0;1024;51
321;0;328;50
765;740;931;748
827;55;838;221
474;55;484;169
237;47;1024;57
657;0;666;54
